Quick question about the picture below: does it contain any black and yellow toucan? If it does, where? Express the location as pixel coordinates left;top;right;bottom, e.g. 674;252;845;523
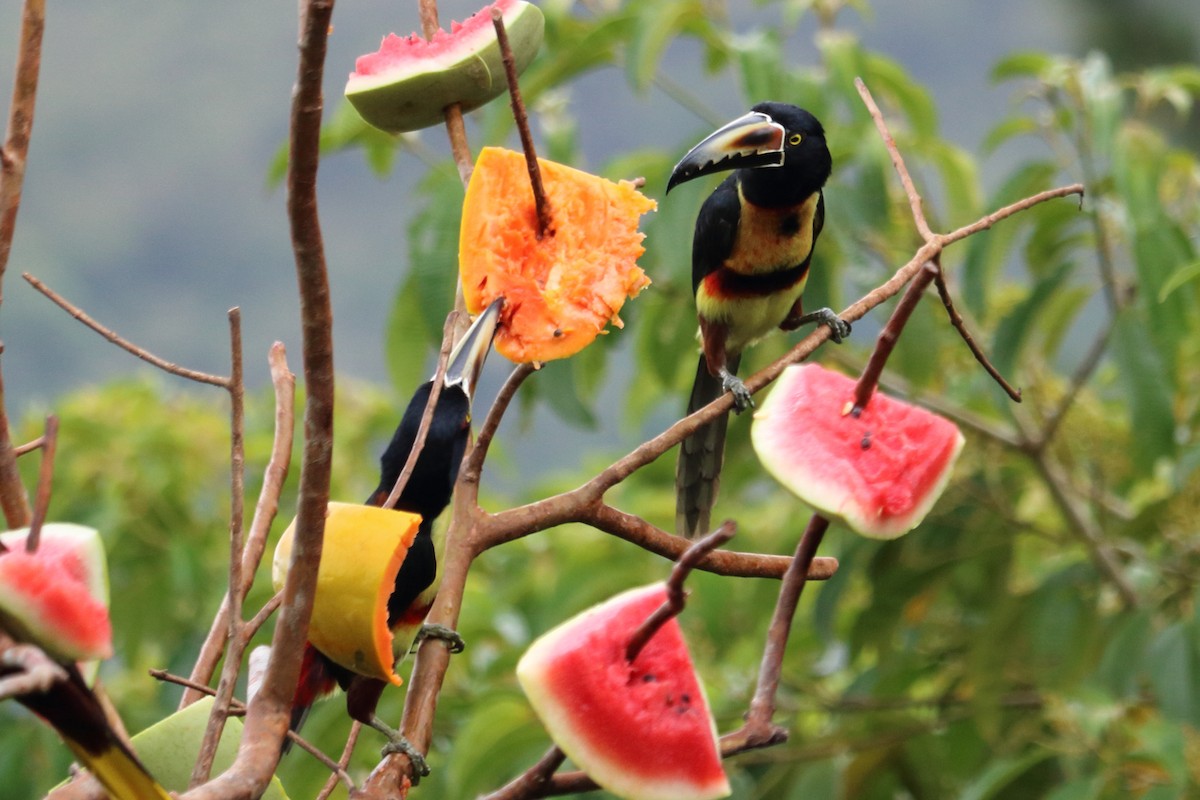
3;651;171;799
666;103;850;539
287;299;501;769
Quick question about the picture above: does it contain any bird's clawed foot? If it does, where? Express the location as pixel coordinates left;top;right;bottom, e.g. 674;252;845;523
411;623;465;654
803;307;851;343
370;716;431;779
720;369;755;413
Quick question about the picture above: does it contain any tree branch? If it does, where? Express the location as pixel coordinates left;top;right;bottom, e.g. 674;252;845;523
183;1;337;797
182;343;295;707
23;273;230;388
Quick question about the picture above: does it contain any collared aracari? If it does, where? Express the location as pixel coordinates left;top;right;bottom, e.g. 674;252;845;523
666;103;850;539
286;300;501;769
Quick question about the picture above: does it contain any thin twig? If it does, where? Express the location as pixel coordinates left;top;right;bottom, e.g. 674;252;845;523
189;309;248;788
932;269;1022;401
626;523;735;662
0;349;31;527
852;261;939;412
742;515;830;733
582;502;838;581
856;77;934;241
183;344;294;707
151;668;357;785
464;363;537;491
481;746;567;800
316;723;362;800
419;0;474;189
1032;312;1116;449
22;273;230;388
244;592;283;640
492;6;552;239
25;413;56;552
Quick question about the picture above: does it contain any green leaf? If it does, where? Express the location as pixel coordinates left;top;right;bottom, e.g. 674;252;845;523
991;259;1073;383
1044;777;1103;800
405;164;466;340
961;161;1058;317
443;694;546;798
922;139;982;225
734;29;789;103
537;358;598;428
626;1;715;91
1147;615;1200;725
1156;258;1200;303
982;115;1040;154
959;750;1054;800
1111;313;1178;475
862;52;938;138
384;281;434;394
991;51;1056;82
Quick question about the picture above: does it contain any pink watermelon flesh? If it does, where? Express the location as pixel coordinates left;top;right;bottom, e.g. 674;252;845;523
517;583;730;800
0;549;112;662
344;0;543;134
752;363;964;539
352;0;517;77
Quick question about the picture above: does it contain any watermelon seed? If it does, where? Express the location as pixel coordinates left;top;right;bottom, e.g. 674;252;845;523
642;673;657;682
861;431;872;450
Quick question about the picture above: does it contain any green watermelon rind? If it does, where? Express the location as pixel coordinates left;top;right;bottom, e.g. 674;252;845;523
344;0;544;134
752;364;965;539
516;583;731;800
0;524;112;663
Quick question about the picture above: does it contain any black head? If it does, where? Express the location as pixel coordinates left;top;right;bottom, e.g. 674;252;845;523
666;102;831;205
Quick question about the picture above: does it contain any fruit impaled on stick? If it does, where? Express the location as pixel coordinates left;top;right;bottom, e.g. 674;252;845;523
517;583;730;800
752;363;964;538
0;524;171;800
460;147;656;363
0;523;111;663
345;0;544;133
272;502;423;685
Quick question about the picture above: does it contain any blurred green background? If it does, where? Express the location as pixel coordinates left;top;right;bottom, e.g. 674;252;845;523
4;0;1200;797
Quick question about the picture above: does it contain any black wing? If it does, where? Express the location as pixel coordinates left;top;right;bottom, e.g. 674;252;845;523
691;174;742;295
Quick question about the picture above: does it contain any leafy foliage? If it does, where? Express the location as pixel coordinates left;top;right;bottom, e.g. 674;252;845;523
8;1;1200;798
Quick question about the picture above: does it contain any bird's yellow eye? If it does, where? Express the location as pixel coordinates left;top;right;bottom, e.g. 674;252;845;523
789;133;803;146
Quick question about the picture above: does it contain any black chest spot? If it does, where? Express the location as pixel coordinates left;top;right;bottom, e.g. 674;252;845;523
778;212;801;238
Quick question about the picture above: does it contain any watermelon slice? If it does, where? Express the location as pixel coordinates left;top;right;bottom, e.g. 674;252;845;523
516;583;730;800
345;0;545;134
0;524;112;662
752;364;964;539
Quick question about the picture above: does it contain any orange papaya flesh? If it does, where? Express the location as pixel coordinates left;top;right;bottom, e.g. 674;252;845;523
460;147;656;363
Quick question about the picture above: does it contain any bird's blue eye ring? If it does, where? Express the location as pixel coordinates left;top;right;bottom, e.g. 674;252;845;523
789;133;803;145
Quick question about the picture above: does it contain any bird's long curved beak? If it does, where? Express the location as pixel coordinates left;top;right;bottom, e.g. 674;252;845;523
442;298;503;398
666;111;786;194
